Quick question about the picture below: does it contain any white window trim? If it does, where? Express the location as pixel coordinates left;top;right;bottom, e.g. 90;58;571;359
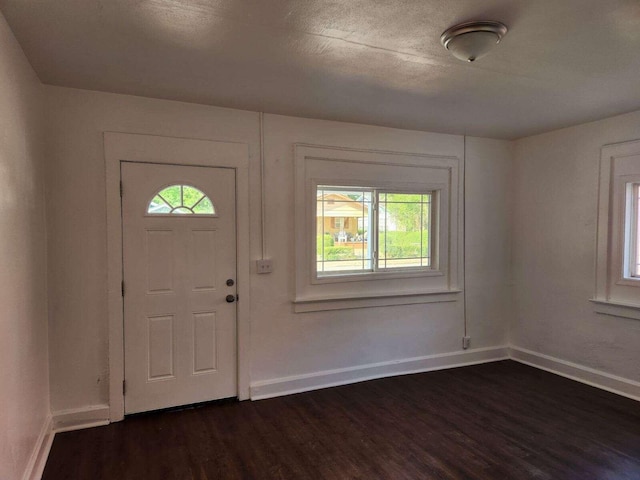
594;138;640;320
589;298;640;321
294;144;463;312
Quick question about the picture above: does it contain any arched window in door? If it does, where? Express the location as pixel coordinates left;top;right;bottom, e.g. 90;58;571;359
147;184;215;215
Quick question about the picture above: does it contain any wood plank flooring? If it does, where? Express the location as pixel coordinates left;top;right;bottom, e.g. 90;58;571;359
43;361;640;479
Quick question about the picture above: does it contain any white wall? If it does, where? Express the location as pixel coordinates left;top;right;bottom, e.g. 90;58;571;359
0;11;49;480
465;137;513;348
44;87;512;413
512;110;640;382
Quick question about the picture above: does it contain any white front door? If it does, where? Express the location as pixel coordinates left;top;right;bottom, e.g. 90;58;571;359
122;162;237;414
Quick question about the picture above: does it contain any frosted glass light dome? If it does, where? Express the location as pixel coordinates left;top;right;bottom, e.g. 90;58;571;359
440;21;508;62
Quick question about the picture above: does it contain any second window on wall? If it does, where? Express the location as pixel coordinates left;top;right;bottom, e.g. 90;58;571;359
594;139;640;319
316;185;436;277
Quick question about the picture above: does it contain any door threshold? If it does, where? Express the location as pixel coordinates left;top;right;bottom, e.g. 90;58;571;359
125;397;239;418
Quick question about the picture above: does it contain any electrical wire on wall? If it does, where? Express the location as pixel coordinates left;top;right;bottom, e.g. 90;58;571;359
259;112;266;259
462;135;468;341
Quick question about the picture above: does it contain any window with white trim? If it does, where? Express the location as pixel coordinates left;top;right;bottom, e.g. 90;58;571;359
594;140;640;319
294;144;462;312
316;186;435;277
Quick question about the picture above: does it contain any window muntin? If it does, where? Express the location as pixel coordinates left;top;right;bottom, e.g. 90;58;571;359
147;184;215;215
316;187;373;275
316;185;434;277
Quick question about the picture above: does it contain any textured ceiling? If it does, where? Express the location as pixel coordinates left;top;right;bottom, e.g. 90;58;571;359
1;0;640;139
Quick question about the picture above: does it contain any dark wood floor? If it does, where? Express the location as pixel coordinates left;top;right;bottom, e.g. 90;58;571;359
43;360;640;480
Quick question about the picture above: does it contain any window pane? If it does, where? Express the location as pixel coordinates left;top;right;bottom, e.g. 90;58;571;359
158;185;181;207
315;187;433;276
182;185;205;208
384;258;424;268
378;192;431;270
149;195;171;214
317;186;373;275
147;184;215;215
421;205;431;266
193;196;215;214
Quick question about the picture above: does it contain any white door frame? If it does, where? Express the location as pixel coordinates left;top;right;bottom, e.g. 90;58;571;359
105;132;251;422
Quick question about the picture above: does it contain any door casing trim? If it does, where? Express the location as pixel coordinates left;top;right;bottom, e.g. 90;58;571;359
105;132;251;422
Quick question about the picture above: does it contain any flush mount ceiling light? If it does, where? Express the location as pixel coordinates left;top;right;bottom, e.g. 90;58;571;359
440;21;508;62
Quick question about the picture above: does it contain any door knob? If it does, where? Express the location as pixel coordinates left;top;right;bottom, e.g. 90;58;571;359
226;279;235;286
225;294;236;303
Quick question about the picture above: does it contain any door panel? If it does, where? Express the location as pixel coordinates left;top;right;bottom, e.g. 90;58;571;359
193;312;217;373
148;315;175;379
122;162;237;414
190;229;217;290
146;230;174;293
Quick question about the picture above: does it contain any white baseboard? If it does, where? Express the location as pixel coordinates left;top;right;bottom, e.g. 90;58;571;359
22;415;54;480
250;346;509;400
509;346;640;402
52;404;111;433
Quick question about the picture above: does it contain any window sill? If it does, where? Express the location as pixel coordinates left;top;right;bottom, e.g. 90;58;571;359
615;277;640;287
313;269;444;285
293;289;461;313
590;298;640;321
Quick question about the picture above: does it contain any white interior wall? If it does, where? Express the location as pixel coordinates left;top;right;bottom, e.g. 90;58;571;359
44;87;512;413
512;110;640;382
0;11;49;480
464;137;513;347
